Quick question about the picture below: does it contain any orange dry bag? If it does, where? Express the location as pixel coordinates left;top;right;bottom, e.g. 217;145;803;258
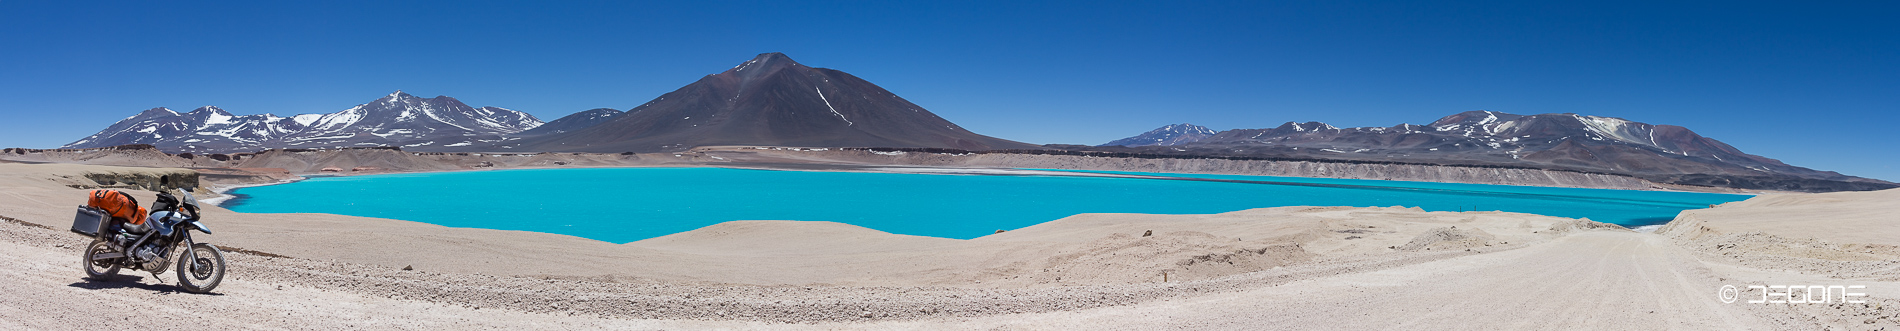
86;190;148;225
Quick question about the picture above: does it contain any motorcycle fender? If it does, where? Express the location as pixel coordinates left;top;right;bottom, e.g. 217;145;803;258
189;221;212;234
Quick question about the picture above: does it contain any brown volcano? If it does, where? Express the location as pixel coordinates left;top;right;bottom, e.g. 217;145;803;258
498;53;1038;152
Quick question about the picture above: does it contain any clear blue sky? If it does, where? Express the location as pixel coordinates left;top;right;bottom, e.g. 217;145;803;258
2;1;1894;180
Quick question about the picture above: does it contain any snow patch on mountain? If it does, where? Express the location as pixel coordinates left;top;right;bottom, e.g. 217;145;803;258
291;114;322;126
1101;123;1218;147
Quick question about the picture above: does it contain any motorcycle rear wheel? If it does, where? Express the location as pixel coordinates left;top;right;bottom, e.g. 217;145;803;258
83;240;121;280
175;243;225;294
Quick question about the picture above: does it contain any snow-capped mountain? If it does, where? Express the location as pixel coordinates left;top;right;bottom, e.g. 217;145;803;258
509;108;623;137
64;106;312;153
63;91;544;153
1194;110;1791;170
287;91;542;149
1095;110;1894;192
1099;123;1216;147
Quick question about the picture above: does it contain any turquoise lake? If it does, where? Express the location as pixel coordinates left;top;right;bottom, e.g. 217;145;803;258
223;167;1751;243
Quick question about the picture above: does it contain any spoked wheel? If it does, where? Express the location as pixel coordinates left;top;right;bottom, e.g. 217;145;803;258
175;243;225;294
83;240;121;280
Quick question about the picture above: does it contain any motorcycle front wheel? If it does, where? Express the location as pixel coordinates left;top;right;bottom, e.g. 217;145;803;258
83;240;120;280
175;243;225;294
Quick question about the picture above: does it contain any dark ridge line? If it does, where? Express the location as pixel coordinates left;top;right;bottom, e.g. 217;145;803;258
216;245;291;258
0;214;54;230
845;147;1632;178
713;162;1711;209
1051;171;1711;209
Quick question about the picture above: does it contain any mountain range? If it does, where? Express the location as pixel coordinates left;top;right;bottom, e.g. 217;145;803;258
64;91;543;153
1091;111;1895;192
67;53;1035;154
57;53;1893;192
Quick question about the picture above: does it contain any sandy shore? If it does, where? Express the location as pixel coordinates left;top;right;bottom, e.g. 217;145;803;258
0;163;1894;329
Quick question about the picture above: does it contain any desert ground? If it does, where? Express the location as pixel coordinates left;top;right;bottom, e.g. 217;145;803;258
0;161;1893;330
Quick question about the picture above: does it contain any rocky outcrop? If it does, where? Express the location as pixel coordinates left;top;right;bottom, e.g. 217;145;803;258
76;168;199;191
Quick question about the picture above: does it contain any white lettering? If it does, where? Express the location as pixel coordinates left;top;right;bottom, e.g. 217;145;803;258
1734;285;1868;304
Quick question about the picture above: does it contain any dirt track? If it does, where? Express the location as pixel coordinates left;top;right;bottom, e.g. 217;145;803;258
931;232;1765;329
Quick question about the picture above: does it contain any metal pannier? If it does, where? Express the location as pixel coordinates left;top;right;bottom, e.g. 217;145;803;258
71;206;109;239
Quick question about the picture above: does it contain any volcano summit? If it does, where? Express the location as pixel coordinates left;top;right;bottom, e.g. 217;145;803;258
495;53;1038;152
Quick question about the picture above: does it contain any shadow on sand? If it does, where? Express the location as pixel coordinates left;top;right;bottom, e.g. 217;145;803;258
68;275;221;295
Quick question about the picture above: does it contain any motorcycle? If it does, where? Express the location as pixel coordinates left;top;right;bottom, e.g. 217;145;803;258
75;188;226;294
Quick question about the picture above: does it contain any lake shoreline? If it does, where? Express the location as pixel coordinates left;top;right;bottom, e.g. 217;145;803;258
220;166;1748;243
